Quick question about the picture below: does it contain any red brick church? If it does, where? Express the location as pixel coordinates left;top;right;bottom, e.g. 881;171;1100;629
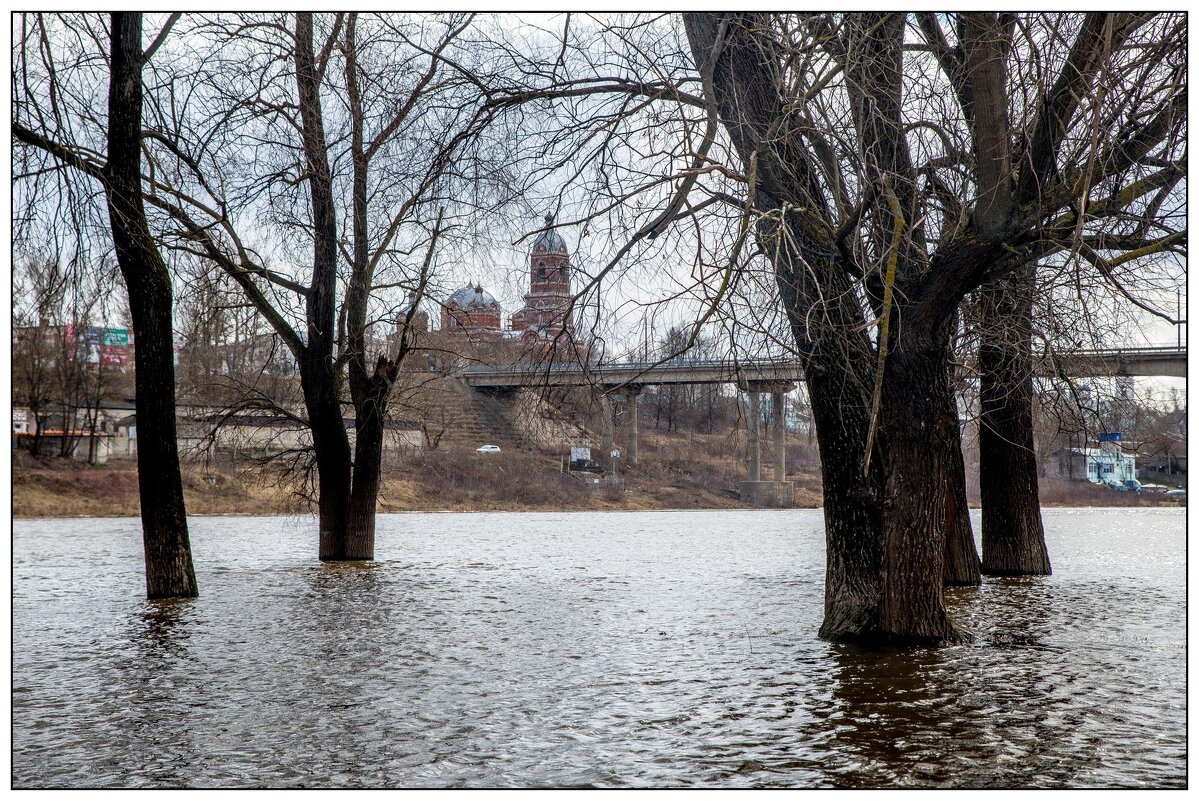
434;214;578;360
510;213;576;348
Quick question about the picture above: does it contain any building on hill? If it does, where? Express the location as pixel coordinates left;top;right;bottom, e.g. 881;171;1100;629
511;214;578;357
442;284;503;339
392;214;584;371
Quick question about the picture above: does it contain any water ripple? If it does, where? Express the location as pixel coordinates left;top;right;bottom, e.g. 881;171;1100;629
12;508;1185;788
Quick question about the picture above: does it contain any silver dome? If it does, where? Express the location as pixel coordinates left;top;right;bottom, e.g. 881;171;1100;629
446;284;499;310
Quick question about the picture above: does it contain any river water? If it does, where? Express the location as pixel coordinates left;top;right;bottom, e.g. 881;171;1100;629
11;508;1185;789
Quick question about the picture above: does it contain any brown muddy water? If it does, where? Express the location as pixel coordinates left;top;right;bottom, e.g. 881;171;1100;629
11;508;1185;788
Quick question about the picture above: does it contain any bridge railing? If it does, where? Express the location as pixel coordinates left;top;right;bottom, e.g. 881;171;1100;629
461;356;802;375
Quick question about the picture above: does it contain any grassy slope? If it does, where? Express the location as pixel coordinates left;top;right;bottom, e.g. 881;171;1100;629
11;429;1180;518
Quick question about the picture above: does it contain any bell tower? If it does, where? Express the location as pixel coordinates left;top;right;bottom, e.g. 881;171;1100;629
512;213;574;339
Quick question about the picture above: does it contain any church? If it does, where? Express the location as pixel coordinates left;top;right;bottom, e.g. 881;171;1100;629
437;214;577;358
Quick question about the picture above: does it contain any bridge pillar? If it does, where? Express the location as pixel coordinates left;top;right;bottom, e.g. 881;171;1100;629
772;389;786;480
746;390;761;482
626;386;641;465
600;394;614;458
739;381;794;508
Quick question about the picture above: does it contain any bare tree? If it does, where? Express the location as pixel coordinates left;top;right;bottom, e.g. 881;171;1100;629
676;12;1184;643
13;12;199;597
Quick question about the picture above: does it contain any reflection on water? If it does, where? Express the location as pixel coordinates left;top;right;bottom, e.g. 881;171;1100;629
12;508;1185;788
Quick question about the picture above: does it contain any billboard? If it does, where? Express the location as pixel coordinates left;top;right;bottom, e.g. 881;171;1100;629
71;326;131;366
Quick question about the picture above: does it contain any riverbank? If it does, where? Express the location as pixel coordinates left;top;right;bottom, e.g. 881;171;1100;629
11;429;813;518
10;432;1182;518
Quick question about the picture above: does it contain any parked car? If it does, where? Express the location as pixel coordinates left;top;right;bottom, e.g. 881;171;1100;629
1164;488;1187;500
476;444;501;454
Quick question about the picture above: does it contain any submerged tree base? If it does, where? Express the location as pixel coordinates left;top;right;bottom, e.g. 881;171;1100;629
819;602;974;646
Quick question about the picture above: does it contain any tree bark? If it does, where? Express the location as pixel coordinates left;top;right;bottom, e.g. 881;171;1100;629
806;364;884;641
105;11;198;598
941;398;981;586
935;330;981;586
876;334;968;643
978;264;1051;575
346;360;396;559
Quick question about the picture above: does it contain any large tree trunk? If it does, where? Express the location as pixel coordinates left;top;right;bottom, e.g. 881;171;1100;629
776;222;887;643
105;12;198;598
806;365;884;641
941;400;981;586
977;264;1051;575
341;16;385;561
876;336;968;643
295;12;354;560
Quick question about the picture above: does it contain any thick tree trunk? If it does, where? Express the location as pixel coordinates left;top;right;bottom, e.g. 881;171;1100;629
346;370;394;560
105;12;198;599
775;225;887;643
941;400;981;586
304;378;353;560
877;340;968;643
978;265;1051;575
346;426;383;560
806;366;884;641
686;11;967;644
341;18;384;562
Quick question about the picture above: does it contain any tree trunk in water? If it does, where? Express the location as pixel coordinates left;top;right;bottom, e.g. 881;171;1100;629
877;340;968;643
978;265;1051;575
305;377;352;560
934;333;981;586
346;421;383;560
346;360;398;560
806;366;884;641
685;11;966;644
295;13;354;560
105;12;197;598
941;402;981;586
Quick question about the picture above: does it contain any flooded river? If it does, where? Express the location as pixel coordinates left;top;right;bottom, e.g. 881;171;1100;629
12;508;1185;788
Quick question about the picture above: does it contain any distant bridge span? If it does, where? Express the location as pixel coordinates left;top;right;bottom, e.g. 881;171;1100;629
461;345;1186;390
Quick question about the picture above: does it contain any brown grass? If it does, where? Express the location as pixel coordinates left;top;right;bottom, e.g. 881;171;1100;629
11;430;1181;518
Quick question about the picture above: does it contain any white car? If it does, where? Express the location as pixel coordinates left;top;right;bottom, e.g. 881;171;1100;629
476;444;501;454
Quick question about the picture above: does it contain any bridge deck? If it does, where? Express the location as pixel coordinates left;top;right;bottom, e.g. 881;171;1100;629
460;346;1185;389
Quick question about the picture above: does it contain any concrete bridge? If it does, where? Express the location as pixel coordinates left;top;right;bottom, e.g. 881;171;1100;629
462;345;1185;390
1048;346;1186;379
461;344;1185;507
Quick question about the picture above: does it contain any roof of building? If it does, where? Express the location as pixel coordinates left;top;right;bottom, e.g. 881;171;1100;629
532;213;568;254
446;284;500;311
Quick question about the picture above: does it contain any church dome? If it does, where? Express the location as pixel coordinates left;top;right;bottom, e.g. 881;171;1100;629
446;284;499;310
532;213;568;254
